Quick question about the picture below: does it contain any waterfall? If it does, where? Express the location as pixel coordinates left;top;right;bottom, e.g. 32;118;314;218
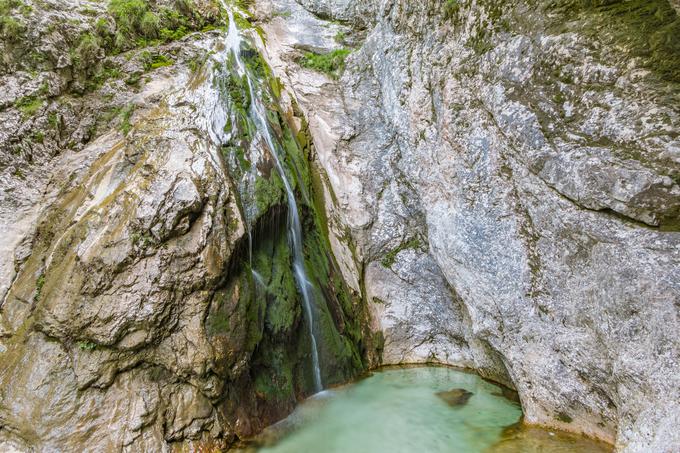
221;5;323;393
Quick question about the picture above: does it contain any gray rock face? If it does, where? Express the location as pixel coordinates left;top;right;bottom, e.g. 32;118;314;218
257;0;680;451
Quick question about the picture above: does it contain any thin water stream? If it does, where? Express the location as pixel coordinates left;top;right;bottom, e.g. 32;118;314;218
222;4;323;392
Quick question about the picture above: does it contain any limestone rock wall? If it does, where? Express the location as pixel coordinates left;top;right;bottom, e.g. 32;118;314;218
256;0;680;451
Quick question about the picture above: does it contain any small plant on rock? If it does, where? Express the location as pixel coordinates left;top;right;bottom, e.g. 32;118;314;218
444;0;460;19
15;95;43;118
299;48;351;79
119;104;135;135
78;341;97;351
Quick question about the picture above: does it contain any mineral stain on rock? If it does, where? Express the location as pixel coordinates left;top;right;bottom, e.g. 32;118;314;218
435;388;474;407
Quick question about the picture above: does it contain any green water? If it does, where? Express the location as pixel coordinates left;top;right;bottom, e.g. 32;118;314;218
254;366;612;453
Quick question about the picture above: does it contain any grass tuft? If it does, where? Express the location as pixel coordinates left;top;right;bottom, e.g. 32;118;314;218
299;48;351;79
15;96;44;118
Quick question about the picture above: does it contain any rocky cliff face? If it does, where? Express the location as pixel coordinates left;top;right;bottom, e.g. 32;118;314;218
0;0;678;451
255;0;680;451
0;0;375;450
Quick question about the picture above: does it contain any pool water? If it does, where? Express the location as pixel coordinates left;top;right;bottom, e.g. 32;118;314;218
251;366;612;453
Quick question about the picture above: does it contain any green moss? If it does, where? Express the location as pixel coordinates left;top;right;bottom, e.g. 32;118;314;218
77;341;97;351
299;48;351;79
245;221;304;400
15;96;43;118
80;7;98;16
125;71;142;86
469;29;494;55
0;0;19;14
142;52;173;70
659;217;680;232
381;238;424;268
91;64;123;89
187;54;205;73
159;25;187;41
226;72;250;110
263;238;300;337
265;295;298;336
206;291;233;337
207;272;262;354
95;16;111;35
333;30;346;44
119;104;135;135
444;0;461;19
208;310;230;333
271;9;292;19
72;33;100;74
278;118;311;193
130;230;154;248
223;145;252;171
309;157;331;242
241;46;269;79
105;0;213;53
254;173;285;213
0;15;23;40
34;273;45;302
0;0;24;40
108;0;148;49
252;346;295;402
139;10;160;37
235;0;253;10
557;412;574;423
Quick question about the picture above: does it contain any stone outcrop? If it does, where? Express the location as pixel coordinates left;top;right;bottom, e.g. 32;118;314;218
255;0;680;451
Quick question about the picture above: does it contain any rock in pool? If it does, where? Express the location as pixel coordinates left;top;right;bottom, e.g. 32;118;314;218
436;388;474;407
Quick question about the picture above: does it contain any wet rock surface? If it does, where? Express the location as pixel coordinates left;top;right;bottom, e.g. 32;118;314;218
489;422;613;453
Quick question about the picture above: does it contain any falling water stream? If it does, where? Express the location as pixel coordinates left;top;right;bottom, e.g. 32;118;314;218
222;4;323;393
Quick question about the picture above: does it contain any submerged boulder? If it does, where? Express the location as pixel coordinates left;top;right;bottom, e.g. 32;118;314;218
436;388;474;407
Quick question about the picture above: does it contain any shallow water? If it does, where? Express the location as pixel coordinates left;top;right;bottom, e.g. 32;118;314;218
254;366;612;453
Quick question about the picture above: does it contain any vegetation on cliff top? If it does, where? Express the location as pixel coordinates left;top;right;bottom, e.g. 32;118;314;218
69;0;217;85
106;0;215;52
